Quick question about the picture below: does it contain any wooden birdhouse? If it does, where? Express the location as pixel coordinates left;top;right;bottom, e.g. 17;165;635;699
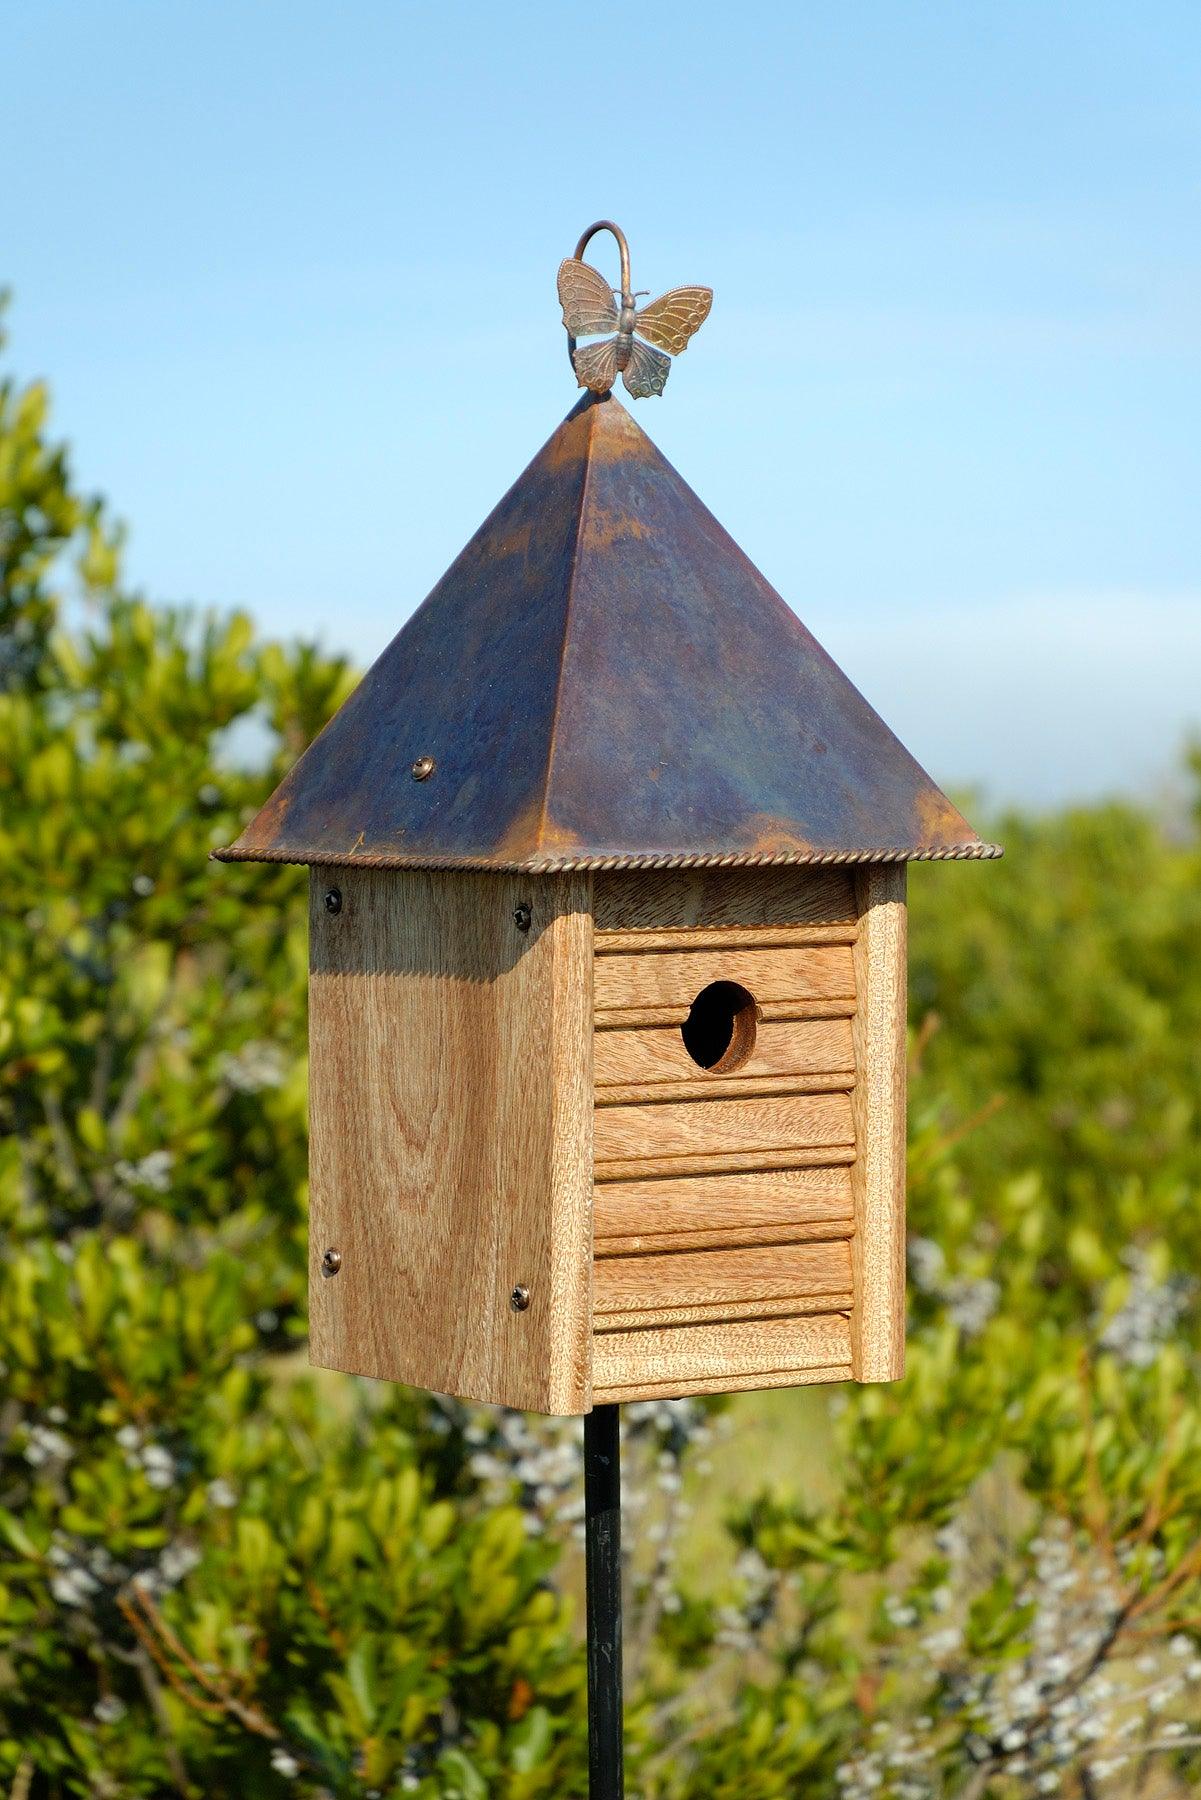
216;294;997;1419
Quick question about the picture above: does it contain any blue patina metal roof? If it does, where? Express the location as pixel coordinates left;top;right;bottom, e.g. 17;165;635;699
215;393;998;872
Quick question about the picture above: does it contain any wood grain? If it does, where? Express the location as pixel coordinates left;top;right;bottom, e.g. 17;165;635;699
594;1294;855;1331
594;1016;854;1088
593;1313;851;1391
594;1090;854;1164
593;1362;853;1403
594;1241;852;1318
595;997;856;1031
594;944;855;1013
593;1164;853;1251
307;867;594;1413
595;923;855;954
596;1073;852;1108
594;1144;856;1182
593;866;857;933
849;865;907;1384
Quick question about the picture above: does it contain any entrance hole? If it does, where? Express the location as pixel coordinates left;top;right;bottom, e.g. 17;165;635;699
680;980;758;1073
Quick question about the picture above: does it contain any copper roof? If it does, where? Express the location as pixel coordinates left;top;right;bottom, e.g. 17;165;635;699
215;393;999;873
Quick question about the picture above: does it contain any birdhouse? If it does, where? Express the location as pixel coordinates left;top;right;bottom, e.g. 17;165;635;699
215;232;998;1418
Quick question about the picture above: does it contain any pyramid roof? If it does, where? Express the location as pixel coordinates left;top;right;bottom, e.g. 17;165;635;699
215;393;998;873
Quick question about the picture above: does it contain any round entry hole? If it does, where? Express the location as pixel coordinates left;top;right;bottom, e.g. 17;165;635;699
681;980;758;1073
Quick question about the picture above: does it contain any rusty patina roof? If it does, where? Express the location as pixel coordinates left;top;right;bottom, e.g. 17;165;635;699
215;393;999;872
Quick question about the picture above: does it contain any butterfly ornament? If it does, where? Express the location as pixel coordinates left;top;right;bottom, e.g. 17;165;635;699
558;219;712;399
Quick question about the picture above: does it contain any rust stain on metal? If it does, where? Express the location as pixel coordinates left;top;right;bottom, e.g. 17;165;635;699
581;506;654;551
215;393;999;874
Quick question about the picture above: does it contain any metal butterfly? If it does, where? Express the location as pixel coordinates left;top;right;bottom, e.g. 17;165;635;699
557;255;713;399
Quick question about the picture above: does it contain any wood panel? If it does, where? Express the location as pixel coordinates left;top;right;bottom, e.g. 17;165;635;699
849;865;907;1384
594;1016;854;1089
593;1313;852;1392
594;944;855;1013
594;1090;853;1164
307;867;595;1413
594;1164;853;1252
593;866;857;933
594;1241;852;1320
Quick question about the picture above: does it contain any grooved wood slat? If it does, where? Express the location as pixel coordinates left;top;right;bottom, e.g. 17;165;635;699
594;1241;852;1317
596;1223;851;1256
593;1362;854;1403
595;997;856;1031
596;1072;852;1108
593;1164;853;1249
307;868;594;1413
593;866;857;933
594;1144;856;1182
595;923;856;954
594;1016;854;1088
595;1293;855;1331
594;1090;854;1164
593;1313;852;1391
595;945;855;1013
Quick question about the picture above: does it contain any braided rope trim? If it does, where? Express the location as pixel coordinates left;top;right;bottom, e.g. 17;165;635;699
211;840;1003;873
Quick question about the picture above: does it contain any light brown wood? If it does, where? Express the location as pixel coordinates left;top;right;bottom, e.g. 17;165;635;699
849;865;907;1383
594;1144;856;1182
595;997;856;1031
593;1164;853;1250
594;944;855;1013
593;1312;851;1391
594;1090;854;1164
595;923;856;954
596;1072;852;1108
307;867;595;1413
594;1241;852;1318
593;865;857;933
594;1016;854;1088
594;1294;855;1331
597;1226;848;1256
593;1362;853;1403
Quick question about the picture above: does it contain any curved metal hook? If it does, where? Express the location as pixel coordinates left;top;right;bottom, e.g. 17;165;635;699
573;220;632;294
566;220;632;383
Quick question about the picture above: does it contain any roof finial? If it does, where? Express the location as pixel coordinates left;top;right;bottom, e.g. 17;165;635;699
557;221;713;400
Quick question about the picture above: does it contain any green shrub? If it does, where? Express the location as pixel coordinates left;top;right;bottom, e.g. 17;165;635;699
2;301;1199;1797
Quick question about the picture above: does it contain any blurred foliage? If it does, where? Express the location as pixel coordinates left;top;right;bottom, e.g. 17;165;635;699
1;303;1199;1796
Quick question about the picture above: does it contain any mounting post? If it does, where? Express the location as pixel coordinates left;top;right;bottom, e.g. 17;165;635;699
584;1404;624;1798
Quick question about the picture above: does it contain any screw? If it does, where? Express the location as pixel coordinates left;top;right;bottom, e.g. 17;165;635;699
510;1284;530;1312
321;1247;343;1277
411;754;436;781
513;903;532;933
324;888;343;915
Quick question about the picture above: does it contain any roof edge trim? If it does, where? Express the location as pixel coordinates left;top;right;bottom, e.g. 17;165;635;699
211;841;1003;872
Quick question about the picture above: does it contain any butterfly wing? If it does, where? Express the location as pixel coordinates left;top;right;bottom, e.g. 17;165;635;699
622;336;671;399
632;286;713;355
573;336;620;394
557;258;620;338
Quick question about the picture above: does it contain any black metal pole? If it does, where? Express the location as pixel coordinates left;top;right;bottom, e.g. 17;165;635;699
584;1403;624;1799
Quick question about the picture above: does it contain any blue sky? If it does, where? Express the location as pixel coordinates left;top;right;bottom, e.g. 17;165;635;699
6;1;1199;806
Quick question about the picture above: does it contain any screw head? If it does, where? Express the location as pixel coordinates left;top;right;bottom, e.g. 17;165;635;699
513;903;532;933
324;888;343;916
510;1284;530;1312
411;754;436;782
321;1247;343;1277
